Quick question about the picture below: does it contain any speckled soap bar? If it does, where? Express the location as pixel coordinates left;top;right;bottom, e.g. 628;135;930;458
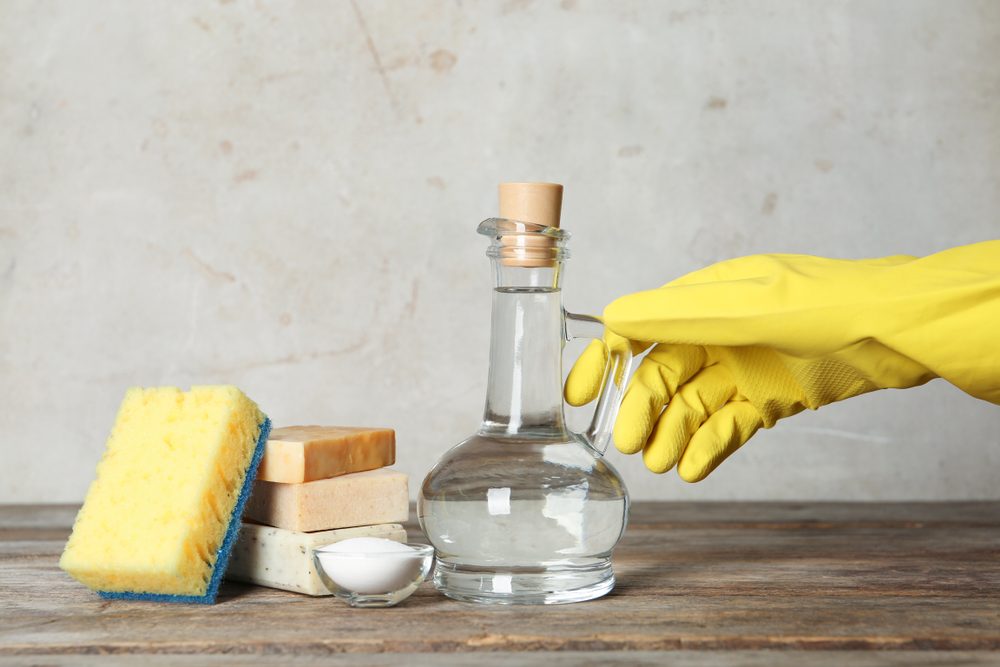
227;522;408;595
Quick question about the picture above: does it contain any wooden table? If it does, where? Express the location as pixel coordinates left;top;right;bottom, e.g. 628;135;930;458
2;502;999;666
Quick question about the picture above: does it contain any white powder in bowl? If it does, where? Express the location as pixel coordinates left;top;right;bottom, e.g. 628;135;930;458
316;538;424;594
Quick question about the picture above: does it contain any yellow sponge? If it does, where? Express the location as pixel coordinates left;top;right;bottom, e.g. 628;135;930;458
60;385;270;603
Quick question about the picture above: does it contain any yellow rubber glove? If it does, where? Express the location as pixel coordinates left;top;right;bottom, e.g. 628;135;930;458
566;241;1000;482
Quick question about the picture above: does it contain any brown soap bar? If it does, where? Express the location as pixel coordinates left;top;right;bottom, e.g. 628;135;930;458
256;425;395;483
244;468;409;532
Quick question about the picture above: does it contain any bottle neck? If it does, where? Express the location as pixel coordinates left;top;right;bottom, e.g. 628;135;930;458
481;262;568;437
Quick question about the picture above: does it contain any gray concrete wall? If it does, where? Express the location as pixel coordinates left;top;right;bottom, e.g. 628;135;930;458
2;0;998;503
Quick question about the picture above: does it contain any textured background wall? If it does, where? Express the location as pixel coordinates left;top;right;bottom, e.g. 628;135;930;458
2;0;998;503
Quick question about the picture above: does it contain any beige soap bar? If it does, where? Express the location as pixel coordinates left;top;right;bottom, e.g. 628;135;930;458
227;522;408;595
245;468;409;532
256;425;395;483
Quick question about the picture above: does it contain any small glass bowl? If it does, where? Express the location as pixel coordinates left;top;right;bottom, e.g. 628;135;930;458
313;543;434;607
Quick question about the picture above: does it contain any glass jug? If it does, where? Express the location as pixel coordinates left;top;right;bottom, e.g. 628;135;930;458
418;196;633;605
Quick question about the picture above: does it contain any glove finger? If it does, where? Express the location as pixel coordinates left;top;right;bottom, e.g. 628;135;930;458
564;339;608;407
565;333;647;407
677;401;764;482
613;345;706;455
642;365;737;474
641;344;708;394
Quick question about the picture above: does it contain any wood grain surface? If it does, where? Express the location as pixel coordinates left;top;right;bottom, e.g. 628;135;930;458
2;502;999;665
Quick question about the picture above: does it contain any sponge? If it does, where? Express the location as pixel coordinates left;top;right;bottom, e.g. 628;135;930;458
60;385;271;604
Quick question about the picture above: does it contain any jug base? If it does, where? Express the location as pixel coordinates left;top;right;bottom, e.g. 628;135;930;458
432;557;615;605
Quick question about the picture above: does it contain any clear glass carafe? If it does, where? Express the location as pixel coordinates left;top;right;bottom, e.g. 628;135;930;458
418;217;633;605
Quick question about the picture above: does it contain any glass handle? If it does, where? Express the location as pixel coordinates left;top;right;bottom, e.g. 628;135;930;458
563;311;634;455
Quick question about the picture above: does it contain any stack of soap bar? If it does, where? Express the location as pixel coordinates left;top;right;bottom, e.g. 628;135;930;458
231;425;409;595
60;386;270;604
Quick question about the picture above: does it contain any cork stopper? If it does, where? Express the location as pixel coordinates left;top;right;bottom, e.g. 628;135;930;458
497;182;563;267
499;182;563;228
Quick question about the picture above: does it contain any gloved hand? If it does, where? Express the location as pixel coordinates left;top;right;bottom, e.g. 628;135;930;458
565;241;1000;482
